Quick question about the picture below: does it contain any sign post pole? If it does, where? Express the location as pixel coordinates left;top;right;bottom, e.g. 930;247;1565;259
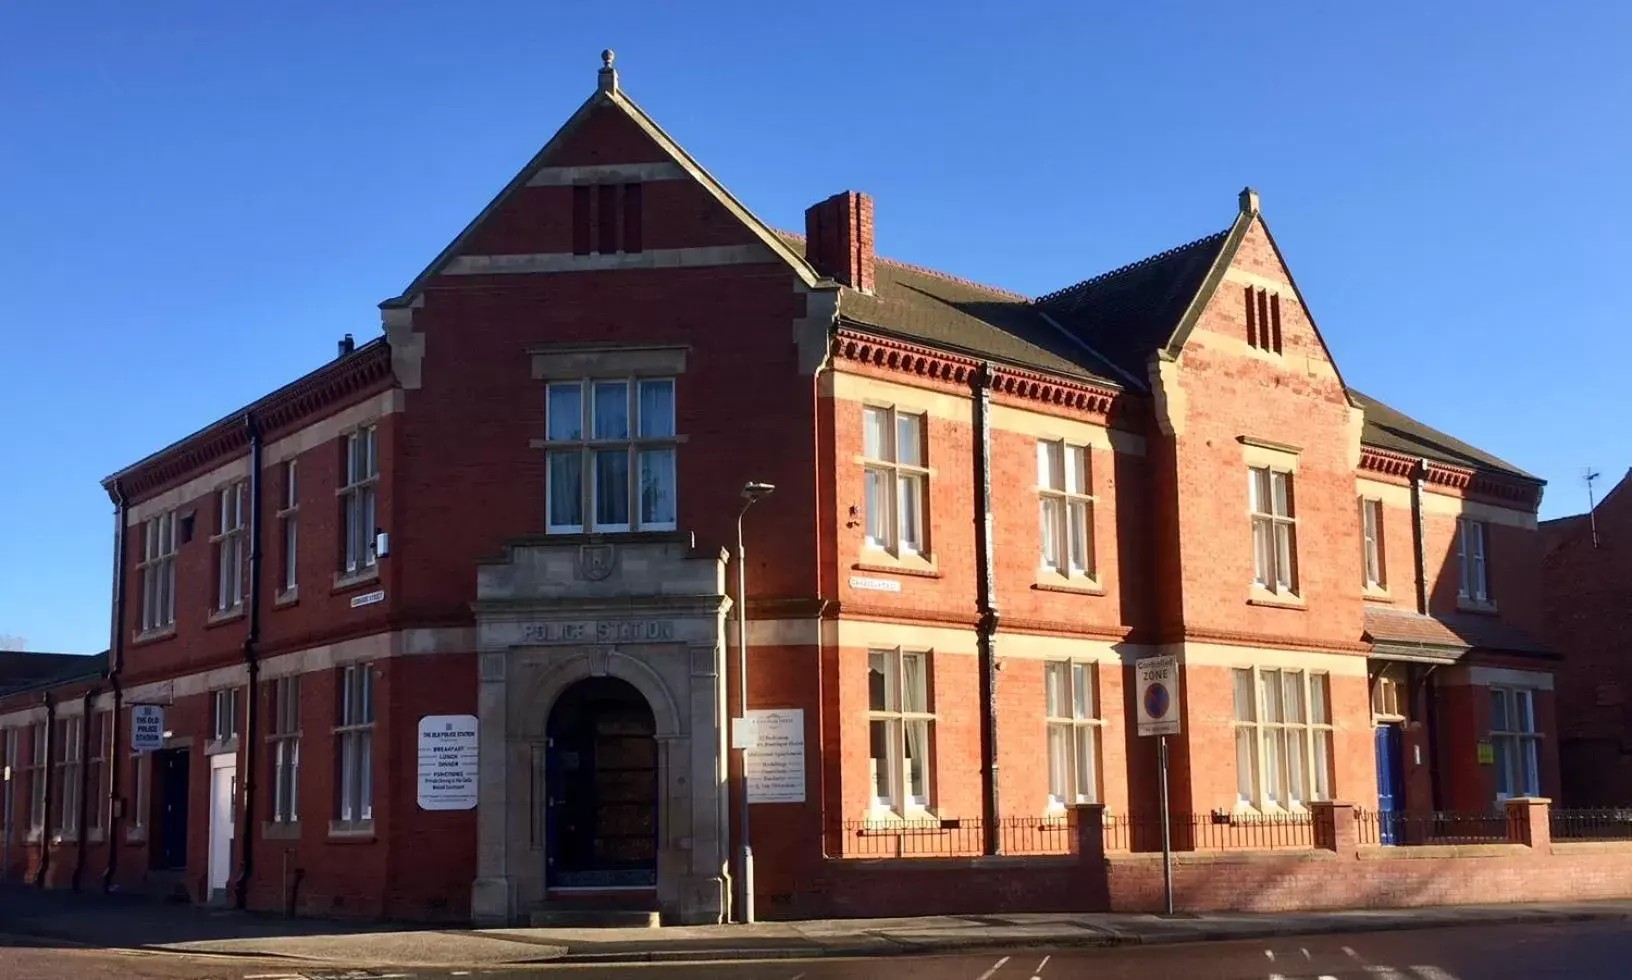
1135;655;1182;918
1158;733;1173;916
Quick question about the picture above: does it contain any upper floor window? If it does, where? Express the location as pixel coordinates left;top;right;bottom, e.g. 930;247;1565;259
1233;667;1332;809
1490;686;1539;800
1244;286;1283;354
214;482;247;611
341;427;379;575
138;511;178;632
545;379;677;534
1038;441;1095;579
1360;497;1386;590
862;406;928;557
1457;518;1489;603
1250;467;1297;595
1045;661;1102;807
277;460;299;596
868;648;933;814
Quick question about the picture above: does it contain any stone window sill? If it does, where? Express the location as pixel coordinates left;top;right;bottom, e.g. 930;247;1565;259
328;819;375;842
274;587;299;608
205;606;245;628
1457;597;1499;615
852;560;941;580
332;567;381;593
126;827;148;843
1248;589;1305;610
263;821;301;840
205;737;239;757
1362;587;1394;603
1032;579;1106;597
132;627;177;647
859;808;941;828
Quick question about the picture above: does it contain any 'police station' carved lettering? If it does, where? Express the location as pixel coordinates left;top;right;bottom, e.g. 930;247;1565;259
518;620;676;645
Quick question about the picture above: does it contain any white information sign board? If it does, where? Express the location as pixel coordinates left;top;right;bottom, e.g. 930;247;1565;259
131;705;164;753
417;714;479;811
1135;655;1182;737
744;708;806;804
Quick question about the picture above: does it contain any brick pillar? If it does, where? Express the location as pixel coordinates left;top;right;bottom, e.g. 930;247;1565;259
1068;803;1107;863
1505;797;1552;849
1311;801;1357;855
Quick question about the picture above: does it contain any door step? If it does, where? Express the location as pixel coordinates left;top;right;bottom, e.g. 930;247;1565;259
529;907;661;928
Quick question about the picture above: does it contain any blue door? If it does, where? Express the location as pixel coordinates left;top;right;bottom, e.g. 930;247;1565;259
1375;724;1405;845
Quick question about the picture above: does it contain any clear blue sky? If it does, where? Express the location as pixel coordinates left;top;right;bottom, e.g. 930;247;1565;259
3;2;1627;654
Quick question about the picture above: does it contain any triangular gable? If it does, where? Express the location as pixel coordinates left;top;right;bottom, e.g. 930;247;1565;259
381;81;820;309
1161;197;1355;400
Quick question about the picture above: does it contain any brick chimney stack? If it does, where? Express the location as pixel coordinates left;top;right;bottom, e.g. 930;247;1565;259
804;191;875;294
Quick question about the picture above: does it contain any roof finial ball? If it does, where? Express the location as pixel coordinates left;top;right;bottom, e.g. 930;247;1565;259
598;48;619;94
602;48;615;69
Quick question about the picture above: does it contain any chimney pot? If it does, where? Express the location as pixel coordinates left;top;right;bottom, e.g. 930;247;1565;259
803;191;875;294
338;333;355;358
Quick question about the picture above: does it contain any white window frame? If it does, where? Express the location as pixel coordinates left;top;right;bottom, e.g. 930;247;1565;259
340;426;379;576
211;688;239;744
867;648;934;815
1232;666;1333;810
26;722;46;832
1372;668;1408;723
861;405;929;557
1490;685;1540;802
138;510;178;632
1249;466;1298;595
277;460;298;596
1361;497;1386;590
268;676;300;824
543;378;678;534
85;711;107;834
214;481;248;611
129;735;148;836
1037;441;1095;580
53;716;81;837
1044;661;1103;809
335;664;374;828
1457;518;1489;603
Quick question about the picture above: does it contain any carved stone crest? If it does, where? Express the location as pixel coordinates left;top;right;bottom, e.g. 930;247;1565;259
578;543;616;582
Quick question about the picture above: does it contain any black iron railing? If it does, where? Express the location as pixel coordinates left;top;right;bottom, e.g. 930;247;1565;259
1550;807;1632;842
1356;808;1516;846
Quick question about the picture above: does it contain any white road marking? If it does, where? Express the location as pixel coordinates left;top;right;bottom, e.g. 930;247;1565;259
1410;968;1461;980
1302;948;1312;960
1362;966;1408;979
1031;953;1051;977
790;974;807;980
1265;949;1276;960
1344;946;1360;958
975;955;1011;980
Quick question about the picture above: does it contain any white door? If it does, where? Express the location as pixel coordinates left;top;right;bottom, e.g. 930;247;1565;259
208;754;236;893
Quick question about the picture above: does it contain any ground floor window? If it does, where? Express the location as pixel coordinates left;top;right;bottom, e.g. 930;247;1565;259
1045;661;1102;807
1490;686;1540;800
868;648;934;814
1233;667;1334;809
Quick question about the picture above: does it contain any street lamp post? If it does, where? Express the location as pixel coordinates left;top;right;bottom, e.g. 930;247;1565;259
734;480;774;925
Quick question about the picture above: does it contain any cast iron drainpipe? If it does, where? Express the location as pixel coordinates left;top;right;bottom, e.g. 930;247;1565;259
71;687;96;891
104;478;128;891
233;412;264;910
32;692;55;887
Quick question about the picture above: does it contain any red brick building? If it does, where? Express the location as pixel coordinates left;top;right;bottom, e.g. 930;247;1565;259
0;53;1561;924
1543;468;1632;805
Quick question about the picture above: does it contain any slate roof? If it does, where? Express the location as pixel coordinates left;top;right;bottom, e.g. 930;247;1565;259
1363;606;1554;658
1348;389;1536;481
0;651;107;696
1033;229;1232;383
775;233;1126;386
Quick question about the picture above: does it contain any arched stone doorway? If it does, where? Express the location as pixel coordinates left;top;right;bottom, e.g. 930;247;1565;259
544;677;658;889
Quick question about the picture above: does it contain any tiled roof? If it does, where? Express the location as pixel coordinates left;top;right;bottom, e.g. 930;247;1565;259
0;651;107;696
1350;389;1536;482
1363;606;1552;657
775;233;1125;386
1034;230;1232;383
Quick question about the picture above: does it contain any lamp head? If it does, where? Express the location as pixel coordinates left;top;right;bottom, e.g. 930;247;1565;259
741;481;776;501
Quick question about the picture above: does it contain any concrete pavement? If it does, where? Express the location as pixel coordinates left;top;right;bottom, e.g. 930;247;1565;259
3;883;1632;968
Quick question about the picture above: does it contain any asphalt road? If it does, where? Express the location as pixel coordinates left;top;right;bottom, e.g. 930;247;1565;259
4;921;1631;979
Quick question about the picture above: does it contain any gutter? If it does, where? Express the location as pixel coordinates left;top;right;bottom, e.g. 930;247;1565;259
972;362;1002;854
233;412;264;910
104;479;128;891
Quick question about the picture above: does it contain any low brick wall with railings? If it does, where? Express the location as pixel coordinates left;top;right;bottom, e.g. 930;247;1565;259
777;800;1632;920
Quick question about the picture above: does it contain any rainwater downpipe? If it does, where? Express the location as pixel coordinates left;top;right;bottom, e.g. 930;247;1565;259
105;479;128;891
1410;458;1430;615
973;362;1002;854
233;413;264;910
33;693;55;887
